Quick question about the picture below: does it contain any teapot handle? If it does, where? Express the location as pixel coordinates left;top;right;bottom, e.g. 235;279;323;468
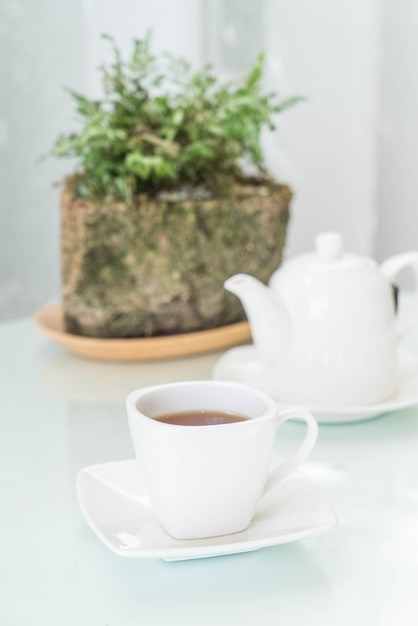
380;252;418;337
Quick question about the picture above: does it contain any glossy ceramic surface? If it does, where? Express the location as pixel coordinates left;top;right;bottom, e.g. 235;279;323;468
126;381;317;539
213;346;418;423
77;458;336;560
225;233;418;405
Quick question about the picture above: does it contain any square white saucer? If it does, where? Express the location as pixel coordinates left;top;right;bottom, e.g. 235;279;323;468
76;458;336;561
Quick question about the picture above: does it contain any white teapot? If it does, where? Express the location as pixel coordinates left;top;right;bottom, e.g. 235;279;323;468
225;232;418;406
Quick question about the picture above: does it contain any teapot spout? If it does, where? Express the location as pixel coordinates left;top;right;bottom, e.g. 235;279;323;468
224;273;291;366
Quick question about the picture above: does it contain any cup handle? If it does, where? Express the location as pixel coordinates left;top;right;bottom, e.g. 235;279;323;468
262;406;318;496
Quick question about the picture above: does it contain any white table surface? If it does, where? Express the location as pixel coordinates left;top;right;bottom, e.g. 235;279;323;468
2;314;418;626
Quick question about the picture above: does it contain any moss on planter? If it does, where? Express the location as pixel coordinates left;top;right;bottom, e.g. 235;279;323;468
61;178;291;338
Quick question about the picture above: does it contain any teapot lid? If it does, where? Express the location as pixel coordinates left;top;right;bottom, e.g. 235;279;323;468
316;232;344;261
284;232;376;274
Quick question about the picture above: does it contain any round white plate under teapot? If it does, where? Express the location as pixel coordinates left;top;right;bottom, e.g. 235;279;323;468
213;346;418;424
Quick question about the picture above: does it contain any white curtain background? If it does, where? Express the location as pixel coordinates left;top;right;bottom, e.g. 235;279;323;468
1;0;417;321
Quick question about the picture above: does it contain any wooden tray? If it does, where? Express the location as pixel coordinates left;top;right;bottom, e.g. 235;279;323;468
35;303;251;361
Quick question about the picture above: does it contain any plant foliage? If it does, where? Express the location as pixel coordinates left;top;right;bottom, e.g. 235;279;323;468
48;34;301;202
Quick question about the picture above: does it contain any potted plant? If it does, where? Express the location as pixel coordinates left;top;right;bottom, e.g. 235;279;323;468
48;35;299;339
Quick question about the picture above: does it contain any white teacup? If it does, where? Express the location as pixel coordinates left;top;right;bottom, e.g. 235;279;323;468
126;380;318;540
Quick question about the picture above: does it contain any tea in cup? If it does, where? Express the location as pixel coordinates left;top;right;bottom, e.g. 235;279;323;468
126;380;318;540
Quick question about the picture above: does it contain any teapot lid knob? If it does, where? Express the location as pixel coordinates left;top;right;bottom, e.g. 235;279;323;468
315;232;343;261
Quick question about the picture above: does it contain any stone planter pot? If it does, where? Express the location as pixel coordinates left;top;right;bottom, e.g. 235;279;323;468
61;178;291;338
